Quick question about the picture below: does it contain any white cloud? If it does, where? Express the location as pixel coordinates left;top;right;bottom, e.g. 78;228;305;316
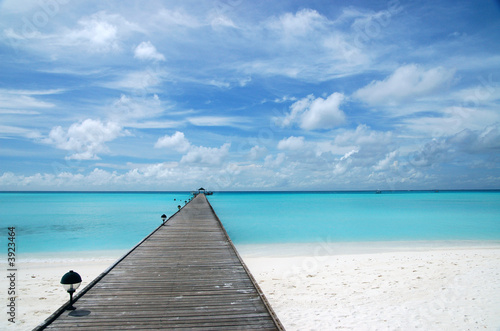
0;96;50;112
134;41;165;61
264;153;286;168
207;79;231;88
279;92;346;130
181;143;231;165
401;107;500;137
326;125;396;176
1;3;499;191
448;124;500;154
155;131;231;165
349;5;400;35
248;145;267;160
104;69;164;91
340;149;359;161
129;162;179;179
271;96;297;104
333;158;352;176
2;10;144;57
409;124;500;167
332;149;360;175
277;136;305;150
333;125;392;148
300;92;346;130
49;11;144;55
453;82;500;107
322;33;369;67
0;125;41;139
408;138;451;167
155;131;191;153
270;9;326;39
354;64;456;105
67;12;120;52
209;13;237;29
0;88;60;110
0;88;65;96
43;119;124;160
313;141;354;157
373;151;398;171
238;5;404;81
110;94;164;123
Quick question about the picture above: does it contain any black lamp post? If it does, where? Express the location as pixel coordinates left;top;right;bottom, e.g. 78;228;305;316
60;270;82;310
161;214;167;224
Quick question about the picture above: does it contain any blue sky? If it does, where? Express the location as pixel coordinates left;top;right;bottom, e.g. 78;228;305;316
1;0;499;191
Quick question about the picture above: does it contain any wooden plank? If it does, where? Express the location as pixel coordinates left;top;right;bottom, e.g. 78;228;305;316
35;193;284;330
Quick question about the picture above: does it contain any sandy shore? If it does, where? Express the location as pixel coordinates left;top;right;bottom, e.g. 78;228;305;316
1;250;127;330
241;242;500;330
2;242;500;330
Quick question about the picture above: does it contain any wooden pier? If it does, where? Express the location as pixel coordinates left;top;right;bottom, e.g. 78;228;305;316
35;194;283;330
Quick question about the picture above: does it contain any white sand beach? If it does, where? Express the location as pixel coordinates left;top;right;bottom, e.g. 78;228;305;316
1;250;126;331
241;242;500;330
2;242;500;330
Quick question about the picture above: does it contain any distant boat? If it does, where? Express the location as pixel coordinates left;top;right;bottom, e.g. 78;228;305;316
375;190;382;194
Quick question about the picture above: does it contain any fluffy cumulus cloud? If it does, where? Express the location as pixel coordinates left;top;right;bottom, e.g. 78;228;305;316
354;64;456;106
248;145;267;160
279;92;346;130
264;153;286;168
134;41;165;61
270;8;327;39
181;143;231;165
333;124;392;148
155;131;231;165
66;12;121;52
373;150;398;171
42;119;124;160
327;125;397;176
155;131;191;153
277;136;305;150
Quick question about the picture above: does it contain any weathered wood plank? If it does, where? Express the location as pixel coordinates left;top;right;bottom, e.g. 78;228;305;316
35;193;284;330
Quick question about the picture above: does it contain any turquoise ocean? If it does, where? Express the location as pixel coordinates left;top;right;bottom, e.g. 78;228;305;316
1;191;499;254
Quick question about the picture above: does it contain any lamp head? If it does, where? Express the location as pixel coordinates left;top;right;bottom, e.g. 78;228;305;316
61;270;82;292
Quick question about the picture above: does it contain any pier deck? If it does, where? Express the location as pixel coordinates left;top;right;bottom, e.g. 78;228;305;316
36;194;283;330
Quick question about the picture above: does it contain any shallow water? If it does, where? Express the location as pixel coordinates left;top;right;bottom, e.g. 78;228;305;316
1;191;499;253
209;191;500;244
0;192;191;252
